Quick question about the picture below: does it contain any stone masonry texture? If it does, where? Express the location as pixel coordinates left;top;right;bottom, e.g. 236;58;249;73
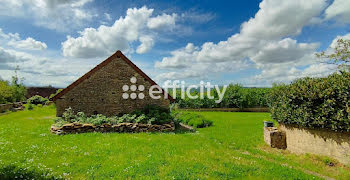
55;55;170;117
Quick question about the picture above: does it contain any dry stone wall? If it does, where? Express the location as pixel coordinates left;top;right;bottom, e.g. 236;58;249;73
51;122;175;135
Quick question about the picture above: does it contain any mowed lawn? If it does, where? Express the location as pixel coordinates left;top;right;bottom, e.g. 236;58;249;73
0;106;349;179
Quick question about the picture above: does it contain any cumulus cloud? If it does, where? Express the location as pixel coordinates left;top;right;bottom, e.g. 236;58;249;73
253;63;337;85
252;33;350;85
136;36;154;54
62;6;178;58
155;43;198;69
8;37;47;50
155;0;330;84
0;45;93;87
0;28;47;50
324;0;350;23
147;13;177;29
0;0;96;32
251;38;319;65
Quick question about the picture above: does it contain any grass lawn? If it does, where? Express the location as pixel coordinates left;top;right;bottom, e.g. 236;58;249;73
0;106;349;179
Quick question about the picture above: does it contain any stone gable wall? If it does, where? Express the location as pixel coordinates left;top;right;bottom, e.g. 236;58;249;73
55;57;170;116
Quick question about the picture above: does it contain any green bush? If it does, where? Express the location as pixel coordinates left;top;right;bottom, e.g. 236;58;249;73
0;165;61;180
174;84;270;109
27;103;34;110
27;95;49;105
267;71;350;132
131;104;172;124
49;89;62;100
55;105;174;127
0;78;26;104
174;112;213;128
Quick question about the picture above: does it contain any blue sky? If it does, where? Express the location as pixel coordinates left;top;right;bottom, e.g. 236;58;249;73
0;0;349;88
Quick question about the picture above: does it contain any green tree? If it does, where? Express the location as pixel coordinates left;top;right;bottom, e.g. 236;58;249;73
0;80;13;104
316;38;350;70
11;66;27;102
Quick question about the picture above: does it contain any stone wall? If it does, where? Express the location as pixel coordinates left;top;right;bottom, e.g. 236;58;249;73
0;102;24;113
26;87;60;98
181;107;269;112
280;124;350;164
50;122;175;135
264;127;287;149
55;56;170;117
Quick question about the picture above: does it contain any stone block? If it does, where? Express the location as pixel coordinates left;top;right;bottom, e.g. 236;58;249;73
264;127;287;149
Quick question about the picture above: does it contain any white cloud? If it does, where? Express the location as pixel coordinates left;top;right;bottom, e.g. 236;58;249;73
104;13;112;21
251;38;319;65
155;0;329;84
179;11;215;24
0;0;96;32
0;45;94;87
240;0;327;39
8;37;47;50
136;36;154;54
0;28;47;50
253;63;337;85
155;43;197;69
62;6;178;58
147;13;177;29
324;0;350;23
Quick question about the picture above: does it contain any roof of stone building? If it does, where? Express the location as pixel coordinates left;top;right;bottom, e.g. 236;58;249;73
51;50;174;102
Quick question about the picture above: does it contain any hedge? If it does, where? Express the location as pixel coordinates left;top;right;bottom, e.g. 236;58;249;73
267;71;350;132
173;84;270;109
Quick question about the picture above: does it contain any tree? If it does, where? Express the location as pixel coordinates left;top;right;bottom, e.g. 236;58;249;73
0;80;13;104
316;39;350;70
11;66;27;102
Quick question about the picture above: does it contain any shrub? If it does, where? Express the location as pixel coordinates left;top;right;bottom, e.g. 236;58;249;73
174;84;270;109
0;78;26;104
55;105;174;127
131;104;172;124
0;165;61;180
27;95;49;105
49;89;63;100
267;71;350;132
174;112;213;128
27;103;34;110
0;80;14;104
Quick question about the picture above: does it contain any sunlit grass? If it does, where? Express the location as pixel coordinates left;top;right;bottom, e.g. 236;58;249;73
0;106;349;179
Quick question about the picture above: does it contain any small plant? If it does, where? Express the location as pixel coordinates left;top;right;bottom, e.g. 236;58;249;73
27;103;34;110
62;107;75;123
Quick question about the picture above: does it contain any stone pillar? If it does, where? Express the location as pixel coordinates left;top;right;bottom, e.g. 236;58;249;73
264;127;287;149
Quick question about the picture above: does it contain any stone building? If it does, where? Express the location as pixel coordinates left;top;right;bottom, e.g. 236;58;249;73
52;50;173;117
26;86;60;98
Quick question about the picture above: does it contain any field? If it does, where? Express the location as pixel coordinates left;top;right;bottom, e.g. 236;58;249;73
0;106;349;179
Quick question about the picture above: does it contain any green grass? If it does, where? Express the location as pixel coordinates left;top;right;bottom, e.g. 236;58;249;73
0;106;349;179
